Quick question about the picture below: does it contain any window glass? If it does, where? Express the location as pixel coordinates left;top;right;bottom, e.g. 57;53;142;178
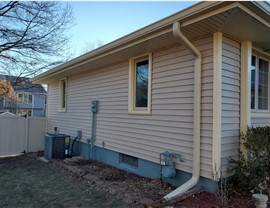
59;79;66;111
18;93;32;103
258;59;268;110
24;93;28;102
251;56;256;109
251;55;269;111
29;94;32;104
62;80;66;109
135;60;148;108
18;93;23;103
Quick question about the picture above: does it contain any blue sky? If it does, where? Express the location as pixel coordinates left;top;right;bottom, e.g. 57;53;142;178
68;1;197;57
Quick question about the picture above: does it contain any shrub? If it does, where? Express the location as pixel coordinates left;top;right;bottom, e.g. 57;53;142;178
228;126;270;194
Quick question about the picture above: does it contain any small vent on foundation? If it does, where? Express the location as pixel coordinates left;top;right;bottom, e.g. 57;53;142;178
120;153;138;167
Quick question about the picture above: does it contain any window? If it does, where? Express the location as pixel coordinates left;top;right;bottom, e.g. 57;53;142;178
120;153;138;168
59;78;67;112
17;93;32;104
251;55;269;111
128;54;152;114
17;109;32;116
18;93;22;102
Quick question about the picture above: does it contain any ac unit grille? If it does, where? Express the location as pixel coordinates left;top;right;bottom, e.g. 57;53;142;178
44;134;67;160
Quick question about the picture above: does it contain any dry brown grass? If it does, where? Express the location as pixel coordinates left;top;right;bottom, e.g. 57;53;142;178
0;155;132;208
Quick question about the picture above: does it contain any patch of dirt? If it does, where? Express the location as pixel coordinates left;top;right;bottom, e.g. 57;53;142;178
28;153;266;208
173;192;255;208
48;156;174;207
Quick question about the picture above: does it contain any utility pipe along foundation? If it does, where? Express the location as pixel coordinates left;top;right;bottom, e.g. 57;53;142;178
164;22;202;201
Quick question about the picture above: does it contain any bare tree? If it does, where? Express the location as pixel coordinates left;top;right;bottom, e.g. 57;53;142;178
0;1;73;83
79;40;104;55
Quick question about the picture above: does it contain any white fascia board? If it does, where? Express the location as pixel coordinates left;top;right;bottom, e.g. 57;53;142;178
31;1;224;84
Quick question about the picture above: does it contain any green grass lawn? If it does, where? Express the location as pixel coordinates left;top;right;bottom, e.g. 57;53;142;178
0;155;132;208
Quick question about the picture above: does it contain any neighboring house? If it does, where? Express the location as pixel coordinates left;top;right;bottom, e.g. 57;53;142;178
32;1;270;199
0;75;46;117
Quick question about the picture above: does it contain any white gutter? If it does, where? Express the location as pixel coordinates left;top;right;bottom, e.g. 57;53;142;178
32;1;226;84
164;22;202;201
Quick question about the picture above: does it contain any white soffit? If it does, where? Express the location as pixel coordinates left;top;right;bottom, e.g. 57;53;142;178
182;7;270;51
33;2;270;83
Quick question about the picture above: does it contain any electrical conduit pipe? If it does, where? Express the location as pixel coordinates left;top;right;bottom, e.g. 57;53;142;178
164;22;202;201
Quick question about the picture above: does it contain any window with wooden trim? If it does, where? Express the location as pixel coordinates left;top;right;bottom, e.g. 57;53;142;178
251;55;269;111
128;54;152;114
59;78;67;112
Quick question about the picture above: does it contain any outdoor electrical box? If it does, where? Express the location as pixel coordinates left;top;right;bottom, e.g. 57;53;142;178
91;100;98;113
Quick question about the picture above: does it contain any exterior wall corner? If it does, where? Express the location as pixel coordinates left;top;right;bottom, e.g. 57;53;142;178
212;32;222;179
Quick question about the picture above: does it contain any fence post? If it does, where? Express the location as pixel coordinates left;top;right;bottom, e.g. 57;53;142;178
24;116;29;153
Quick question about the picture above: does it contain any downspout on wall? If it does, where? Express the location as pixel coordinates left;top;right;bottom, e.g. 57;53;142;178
164;22;202;201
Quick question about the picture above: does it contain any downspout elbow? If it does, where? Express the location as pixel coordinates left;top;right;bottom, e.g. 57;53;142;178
172;22;201;60
164;176;199;200
164;22;202;201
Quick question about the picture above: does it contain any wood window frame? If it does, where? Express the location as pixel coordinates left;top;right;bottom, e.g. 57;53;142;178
251;54;270;113
128;53;152;115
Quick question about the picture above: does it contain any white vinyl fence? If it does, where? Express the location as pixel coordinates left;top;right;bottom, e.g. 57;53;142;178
0;114;46;156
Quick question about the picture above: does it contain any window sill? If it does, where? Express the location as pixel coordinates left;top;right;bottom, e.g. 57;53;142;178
18;103;32;105
251;112;270;118
58;108;66;113
128;109;151;115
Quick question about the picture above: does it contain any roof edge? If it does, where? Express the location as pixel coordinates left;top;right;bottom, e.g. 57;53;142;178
32;1;270;84
32;1;225;84
253;1;270;15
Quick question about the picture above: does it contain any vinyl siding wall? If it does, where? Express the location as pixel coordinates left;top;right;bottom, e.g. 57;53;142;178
221;36;241;176
33;94;46;117
47;36;214;178
33;94;46;109
251;116;270;127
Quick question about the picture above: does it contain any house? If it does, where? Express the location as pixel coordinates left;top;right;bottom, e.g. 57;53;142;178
32;1;270;200
0;75;46;117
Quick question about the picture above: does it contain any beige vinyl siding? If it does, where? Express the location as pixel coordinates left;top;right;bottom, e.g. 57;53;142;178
199;37;214;179
221;36;241;176
47;36;214;178
251;116;270;127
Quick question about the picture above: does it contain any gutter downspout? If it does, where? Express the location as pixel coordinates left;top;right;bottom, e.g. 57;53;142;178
164;22;202;201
